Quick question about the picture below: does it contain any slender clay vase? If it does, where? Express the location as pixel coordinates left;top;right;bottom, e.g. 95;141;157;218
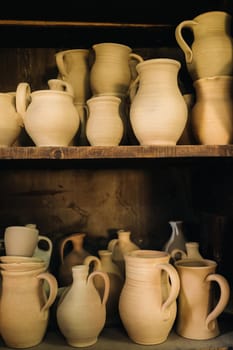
56;265;110;347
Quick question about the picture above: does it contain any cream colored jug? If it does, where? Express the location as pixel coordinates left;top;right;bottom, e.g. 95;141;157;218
192;75;233;144
0;266;58;348
16;81;80;146
55;49;91;104
175;258;230;340
90;42;143;96
0;92;23;146
175;11;233;81
129;58;187;145
119;250;180;345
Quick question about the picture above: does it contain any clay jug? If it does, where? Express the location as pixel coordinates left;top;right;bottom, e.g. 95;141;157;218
86;95;124;146
175;11;233;81
84;249;124;326
175;258;230;340
0;92;23;147
163;220;187;256
58;232;90;287
191;75;233;144
56;264;110;347
129;58;187;145
107;229;139;277
119;250;180;345
0;266;58;348
55;49;91;104
16;81;80;146
171;241;204;261
90;42;143;96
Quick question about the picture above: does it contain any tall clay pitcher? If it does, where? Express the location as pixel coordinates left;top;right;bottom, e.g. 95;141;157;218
119;250;180;345
175;11;233;81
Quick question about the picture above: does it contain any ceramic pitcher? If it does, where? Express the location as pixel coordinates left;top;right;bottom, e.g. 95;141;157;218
175;11;233;81
56;264;110;347
0;92;23;147
55;49;91;104
0;266;58;348
175;258;230;340
192;75;233;144
90;42;143;96
129;58;187;145
119;250;180;345
86;95;124;146
16;81;80;146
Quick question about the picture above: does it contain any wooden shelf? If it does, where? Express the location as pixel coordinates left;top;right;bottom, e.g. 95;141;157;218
0;145;233;160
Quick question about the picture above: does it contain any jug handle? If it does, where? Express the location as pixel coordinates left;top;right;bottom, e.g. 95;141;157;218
128;53;144;101
16;82;31;119
60;236;73;264
157;263;180;320
88;271;110;305
175;20;198;63
84;255;102;271
107;238;118;252
170;248;187;261
37;271;58;314
205;273;230;330
55;51;68;78
47;79;74;97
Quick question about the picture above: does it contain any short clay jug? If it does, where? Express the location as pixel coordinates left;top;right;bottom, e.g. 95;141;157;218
0;266;58;348
171;241;204;261
56;264;110;347
119;250;180;345
175;11;233;81
55;49;91;104
175;258;230;340
90;42;143;96
163;220;187;256
129;58;187;145
86;95;124;146
84;249;124;326
0;92;23;147
191;75;233;144
16;81;80;146
107;229;139;277
58;232;90;287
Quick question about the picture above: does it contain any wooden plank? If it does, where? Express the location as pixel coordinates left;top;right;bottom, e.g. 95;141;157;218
1;145;233;160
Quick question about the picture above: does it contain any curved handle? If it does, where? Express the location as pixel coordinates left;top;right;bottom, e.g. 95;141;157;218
205;273;230;330
107;238;118;252
175;20;198;63
55;51;68;78
84;255;102;271
170;249;187;261
37;271;58;314
156;263;180;320
47;79;74;97
15;82;31;119
88;270;110;305
60;236;73;264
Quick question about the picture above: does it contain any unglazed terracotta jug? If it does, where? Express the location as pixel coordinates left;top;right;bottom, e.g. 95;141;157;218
55;49;91;104
16;81;80;146
175;11;233;81
90;42;143;96
86;95;124;146
175;258;230;340
56;264;110;347
191;75;233;144
119;250;180;345
58;232;90;287
0;266;58;348
0;92;23;146
107;229;139;277
84;249;124;326
129;58;187;145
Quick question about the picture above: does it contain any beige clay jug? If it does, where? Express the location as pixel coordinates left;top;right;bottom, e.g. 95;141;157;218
90;42;143;96
55;49;91;104
192;75;233;144
0;92;23;146
175;11;233;81
86;95;124;146
175;258;230;340
56;264;110;347
129;58;187;145
0;266;58;348
119;250;180;345
16;80;80;146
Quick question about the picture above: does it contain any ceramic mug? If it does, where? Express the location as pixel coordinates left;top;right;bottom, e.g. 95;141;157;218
4;225;52;257
175;258;230;340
